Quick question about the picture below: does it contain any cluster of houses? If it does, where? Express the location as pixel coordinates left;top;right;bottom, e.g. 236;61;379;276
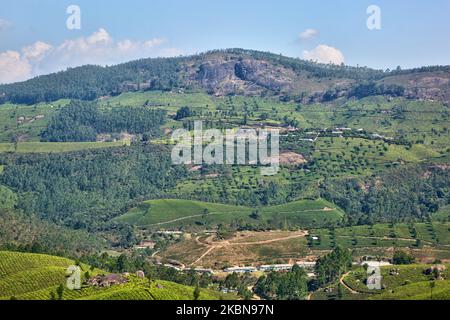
159;261;317;276
223;261;316;274
294;126;394;142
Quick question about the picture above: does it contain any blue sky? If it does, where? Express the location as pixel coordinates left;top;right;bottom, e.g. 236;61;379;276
0;0;449;83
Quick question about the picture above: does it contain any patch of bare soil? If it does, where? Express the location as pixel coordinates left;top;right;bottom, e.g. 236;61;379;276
279;151;307;165
162;230;310;268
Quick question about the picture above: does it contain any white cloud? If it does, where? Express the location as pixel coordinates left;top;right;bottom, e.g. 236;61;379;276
22;41;53;61
86;28;112;45
144;38;166;48
0;51;32;84
0;18;12;31
299;28;319;41
302;44;345;65
0;28;182;84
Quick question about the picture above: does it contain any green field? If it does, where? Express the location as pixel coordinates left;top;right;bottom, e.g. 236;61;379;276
0;141;130;153
342;263;450;300
116;198;345;228
0;251;234;300
0;100;69;142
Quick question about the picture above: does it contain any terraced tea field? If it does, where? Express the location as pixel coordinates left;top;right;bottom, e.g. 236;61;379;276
0;251;234;300
308;221;450;250
116;198;344;229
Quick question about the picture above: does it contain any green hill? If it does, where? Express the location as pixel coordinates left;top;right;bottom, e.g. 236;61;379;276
0;251;233;300
115;198;345;228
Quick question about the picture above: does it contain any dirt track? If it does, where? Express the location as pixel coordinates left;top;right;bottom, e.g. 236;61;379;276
339;272;359;294
192;231;308;265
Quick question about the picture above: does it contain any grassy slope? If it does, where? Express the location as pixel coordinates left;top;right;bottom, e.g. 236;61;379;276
115;198;344;227
0;100;68;142
0;251;233;300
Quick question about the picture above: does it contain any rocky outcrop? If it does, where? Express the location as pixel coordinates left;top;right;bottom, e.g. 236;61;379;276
191;55;298;96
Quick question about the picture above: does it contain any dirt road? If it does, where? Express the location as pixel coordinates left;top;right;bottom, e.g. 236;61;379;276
192;231;308;264
339;272;359;294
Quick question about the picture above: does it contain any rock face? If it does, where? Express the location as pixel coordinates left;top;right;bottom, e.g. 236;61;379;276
88;274;128;287
136;270;145;279
234;59;295;93
190;54;298;96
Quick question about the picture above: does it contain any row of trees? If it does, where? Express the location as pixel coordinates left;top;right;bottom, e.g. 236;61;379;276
348;82;405;99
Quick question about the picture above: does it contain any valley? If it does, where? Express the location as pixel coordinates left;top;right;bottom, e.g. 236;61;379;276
0;49;449;301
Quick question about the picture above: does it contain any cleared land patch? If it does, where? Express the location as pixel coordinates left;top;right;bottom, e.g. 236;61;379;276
160;230;310;268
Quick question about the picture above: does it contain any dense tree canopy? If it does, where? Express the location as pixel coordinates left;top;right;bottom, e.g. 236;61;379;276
255;265;309;300
320;166;450;225
315;246;353;286
0;209;103;257
0;145;187;231
41;100;166;142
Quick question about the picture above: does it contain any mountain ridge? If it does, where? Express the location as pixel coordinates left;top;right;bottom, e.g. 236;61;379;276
1;48;449;105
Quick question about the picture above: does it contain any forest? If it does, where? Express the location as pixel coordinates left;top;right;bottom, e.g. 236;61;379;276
320;165;450;225
0;209;103;257
0;145;188;235
41;100;166;142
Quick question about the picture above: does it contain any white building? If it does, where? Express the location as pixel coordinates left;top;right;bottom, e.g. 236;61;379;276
223;266;257;273
258;264;293;272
